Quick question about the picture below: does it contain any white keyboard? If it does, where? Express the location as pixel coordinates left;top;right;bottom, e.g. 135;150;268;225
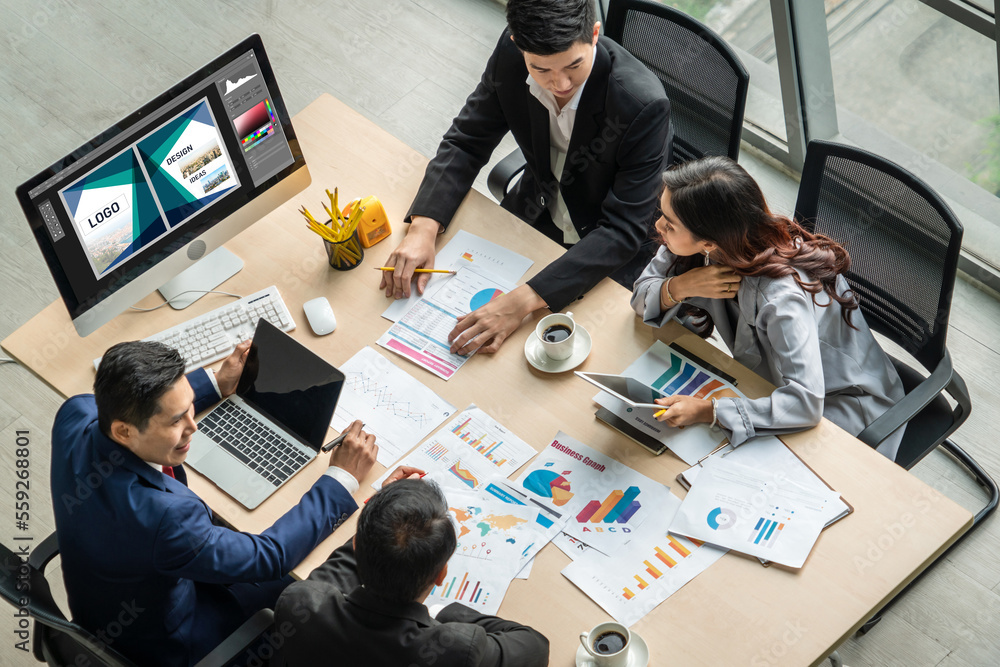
93;286;296;374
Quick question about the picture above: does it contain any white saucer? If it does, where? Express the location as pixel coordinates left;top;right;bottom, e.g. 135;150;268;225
575;630;649;667
524;324;592;373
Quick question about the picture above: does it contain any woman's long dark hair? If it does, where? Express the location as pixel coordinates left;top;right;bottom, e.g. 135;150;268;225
663;156;857;335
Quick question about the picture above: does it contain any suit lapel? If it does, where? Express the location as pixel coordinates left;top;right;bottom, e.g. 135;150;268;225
564;40;610;183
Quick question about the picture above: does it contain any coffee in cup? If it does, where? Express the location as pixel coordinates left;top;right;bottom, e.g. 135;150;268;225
579;621;631;667
535;312;576;361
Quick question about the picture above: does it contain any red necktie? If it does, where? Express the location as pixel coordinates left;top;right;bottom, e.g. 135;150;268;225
162;465;176;479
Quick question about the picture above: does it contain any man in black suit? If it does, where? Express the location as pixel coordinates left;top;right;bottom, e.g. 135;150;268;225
380;0;672;354
272;478;549;667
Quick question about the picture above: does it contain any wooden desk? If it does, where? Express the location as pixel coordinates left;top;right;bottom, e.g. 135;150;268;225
3;94;972;666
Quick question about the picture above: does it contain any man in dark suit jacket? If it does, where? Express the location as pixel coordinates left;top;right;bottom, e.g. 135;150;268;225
273;479;549;667
50;340;378;666
381;0;671;355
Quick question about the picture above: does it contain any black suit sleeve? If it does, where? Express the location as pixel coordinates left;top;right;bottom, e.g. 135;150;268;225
436;602;549;667
405;33;511;228
304;538;362;591
526;97;672;311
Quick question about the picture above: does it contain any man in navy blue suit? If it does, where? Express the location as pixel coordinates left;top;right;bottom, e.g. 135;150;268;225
50;340;380;666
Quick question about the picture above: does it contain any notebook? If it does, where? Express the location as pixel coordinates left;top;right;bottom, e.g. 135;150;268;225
186;318;345;509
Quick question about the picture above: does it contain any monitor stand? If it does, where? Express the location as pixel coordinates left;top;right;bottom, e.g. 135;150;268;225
158;247;244;309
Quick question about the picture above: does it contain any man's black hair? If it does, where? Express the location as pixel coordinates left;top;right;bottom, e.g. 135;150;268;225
355;480;457;603
94;341;186;437
507;0;597;56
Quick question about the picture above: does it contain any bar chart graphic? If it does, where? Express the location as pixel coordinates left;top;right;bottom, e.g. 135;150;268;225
650;350;729;399
425;442;448;462
576;486;642;524
749;507;792;548
621;534;702;601
451;417;507;466
430;570;490;606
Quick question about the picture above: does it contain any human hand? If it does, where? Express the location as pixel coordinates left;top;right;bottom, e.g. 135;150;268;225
382;466;425;486
379;216;441;299
216;340;251;398
667;265;741;302
448;285;546;355
653;395;713;428
328;420;378;481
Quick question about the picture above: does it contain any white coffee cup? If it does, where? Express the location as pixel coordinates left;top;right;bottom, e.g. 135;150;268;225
579;622;631;667
535;311;576;361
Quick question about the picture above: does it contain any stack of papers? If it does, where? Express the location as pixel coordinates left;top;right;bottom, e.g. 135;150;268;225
670;457;840;568
424;487;543;615
378;267;516;380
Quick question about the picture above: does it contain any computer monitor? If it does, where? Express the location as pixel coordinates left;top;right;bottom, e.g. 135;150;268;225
15;34;309;337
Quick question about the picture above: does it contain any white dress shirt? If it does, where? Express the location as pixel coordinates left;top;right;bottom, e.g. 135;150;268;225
526;47;597;245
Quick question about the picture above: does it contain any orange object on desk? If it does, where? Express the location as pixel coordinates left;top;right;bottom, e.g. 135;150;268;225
342;195;392;248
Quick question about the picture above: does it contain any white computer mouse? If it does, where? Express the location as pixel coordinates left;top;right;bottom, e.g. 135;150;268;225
303;297;337;335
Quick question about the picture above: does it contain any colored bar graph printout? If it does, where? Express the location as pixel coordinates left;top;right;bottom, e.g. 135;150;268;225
331;347;456;467
562;492;728;626
371;405;535;492
426;561;507;615
517;433;671;556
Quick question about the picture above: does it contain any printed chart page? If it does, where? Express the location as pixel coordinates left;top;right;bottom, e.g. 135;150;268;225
563;492;727;626
512;432;672;556
372;405;537;491
670;457;839;568
423;488;540;615
382;230;534;322
330;346;456;467
377;267;515;380
593;340;743;464
680;435;850;527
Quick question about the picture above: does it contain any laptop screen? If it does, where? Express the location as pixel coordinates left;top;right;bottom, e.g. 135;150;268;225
236;319;344;449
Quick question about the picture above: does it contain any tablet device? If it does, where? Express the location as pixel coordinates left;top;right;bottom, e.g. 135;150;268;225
575;372;667;410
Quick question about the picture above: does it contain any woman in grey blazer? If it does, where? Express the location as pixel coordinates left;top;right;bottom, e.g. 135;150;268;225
631;157;905;460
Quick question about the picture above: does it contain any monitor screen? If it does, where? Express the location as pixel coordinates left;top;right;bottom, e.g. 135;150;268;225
16;34;309;336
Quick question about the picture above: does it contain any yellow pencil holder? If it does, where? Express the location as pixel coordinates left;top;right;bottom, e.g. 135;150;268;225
323;223;364;271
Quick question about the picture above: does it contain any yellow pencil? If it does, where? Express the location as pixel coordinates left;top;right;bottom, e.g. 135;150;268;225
374;267;457;274
654;408;667;418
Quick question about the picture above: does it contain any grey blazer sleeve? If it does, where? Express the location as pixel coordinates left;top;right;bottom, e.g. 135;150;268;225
631;245;682;326
436;602;549;667
715;286;826;445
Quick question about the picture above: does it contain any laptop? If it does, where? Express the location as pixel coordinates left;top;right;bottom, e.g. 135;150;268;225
186;318;345;509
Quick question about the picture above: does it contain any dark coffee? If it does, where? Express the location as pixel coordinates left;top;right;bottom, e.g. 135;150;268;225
542;324;572;343
593;630;627;655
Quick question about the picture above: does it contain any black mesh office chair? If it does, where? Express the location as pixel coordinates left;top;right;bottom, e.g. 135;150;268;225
0;533;275;667
486;0;750;202
793;140;998;632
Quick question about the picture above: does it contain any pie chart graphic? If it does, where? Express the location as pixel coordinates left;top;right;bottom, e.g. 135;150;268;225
707;507;737;530
523;469;574;506
470;288;504;311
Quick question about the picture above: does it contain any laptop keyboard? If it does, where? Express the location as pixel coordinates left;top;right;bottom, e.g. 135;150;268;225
198;402;312;487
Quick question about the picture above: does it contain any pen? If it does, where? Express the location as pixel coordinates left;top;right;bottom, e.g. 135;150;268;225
321;423;366;452
374;267;456;274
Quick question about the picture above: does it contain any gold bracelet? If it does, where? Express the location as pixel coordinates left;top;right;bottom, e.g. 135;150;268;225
663;276;684;306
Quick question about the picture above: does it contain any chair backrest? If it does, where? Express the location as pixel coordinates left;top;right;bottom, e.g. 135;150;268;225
794;140;964;371
604;0;749;164
0;541;140;667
